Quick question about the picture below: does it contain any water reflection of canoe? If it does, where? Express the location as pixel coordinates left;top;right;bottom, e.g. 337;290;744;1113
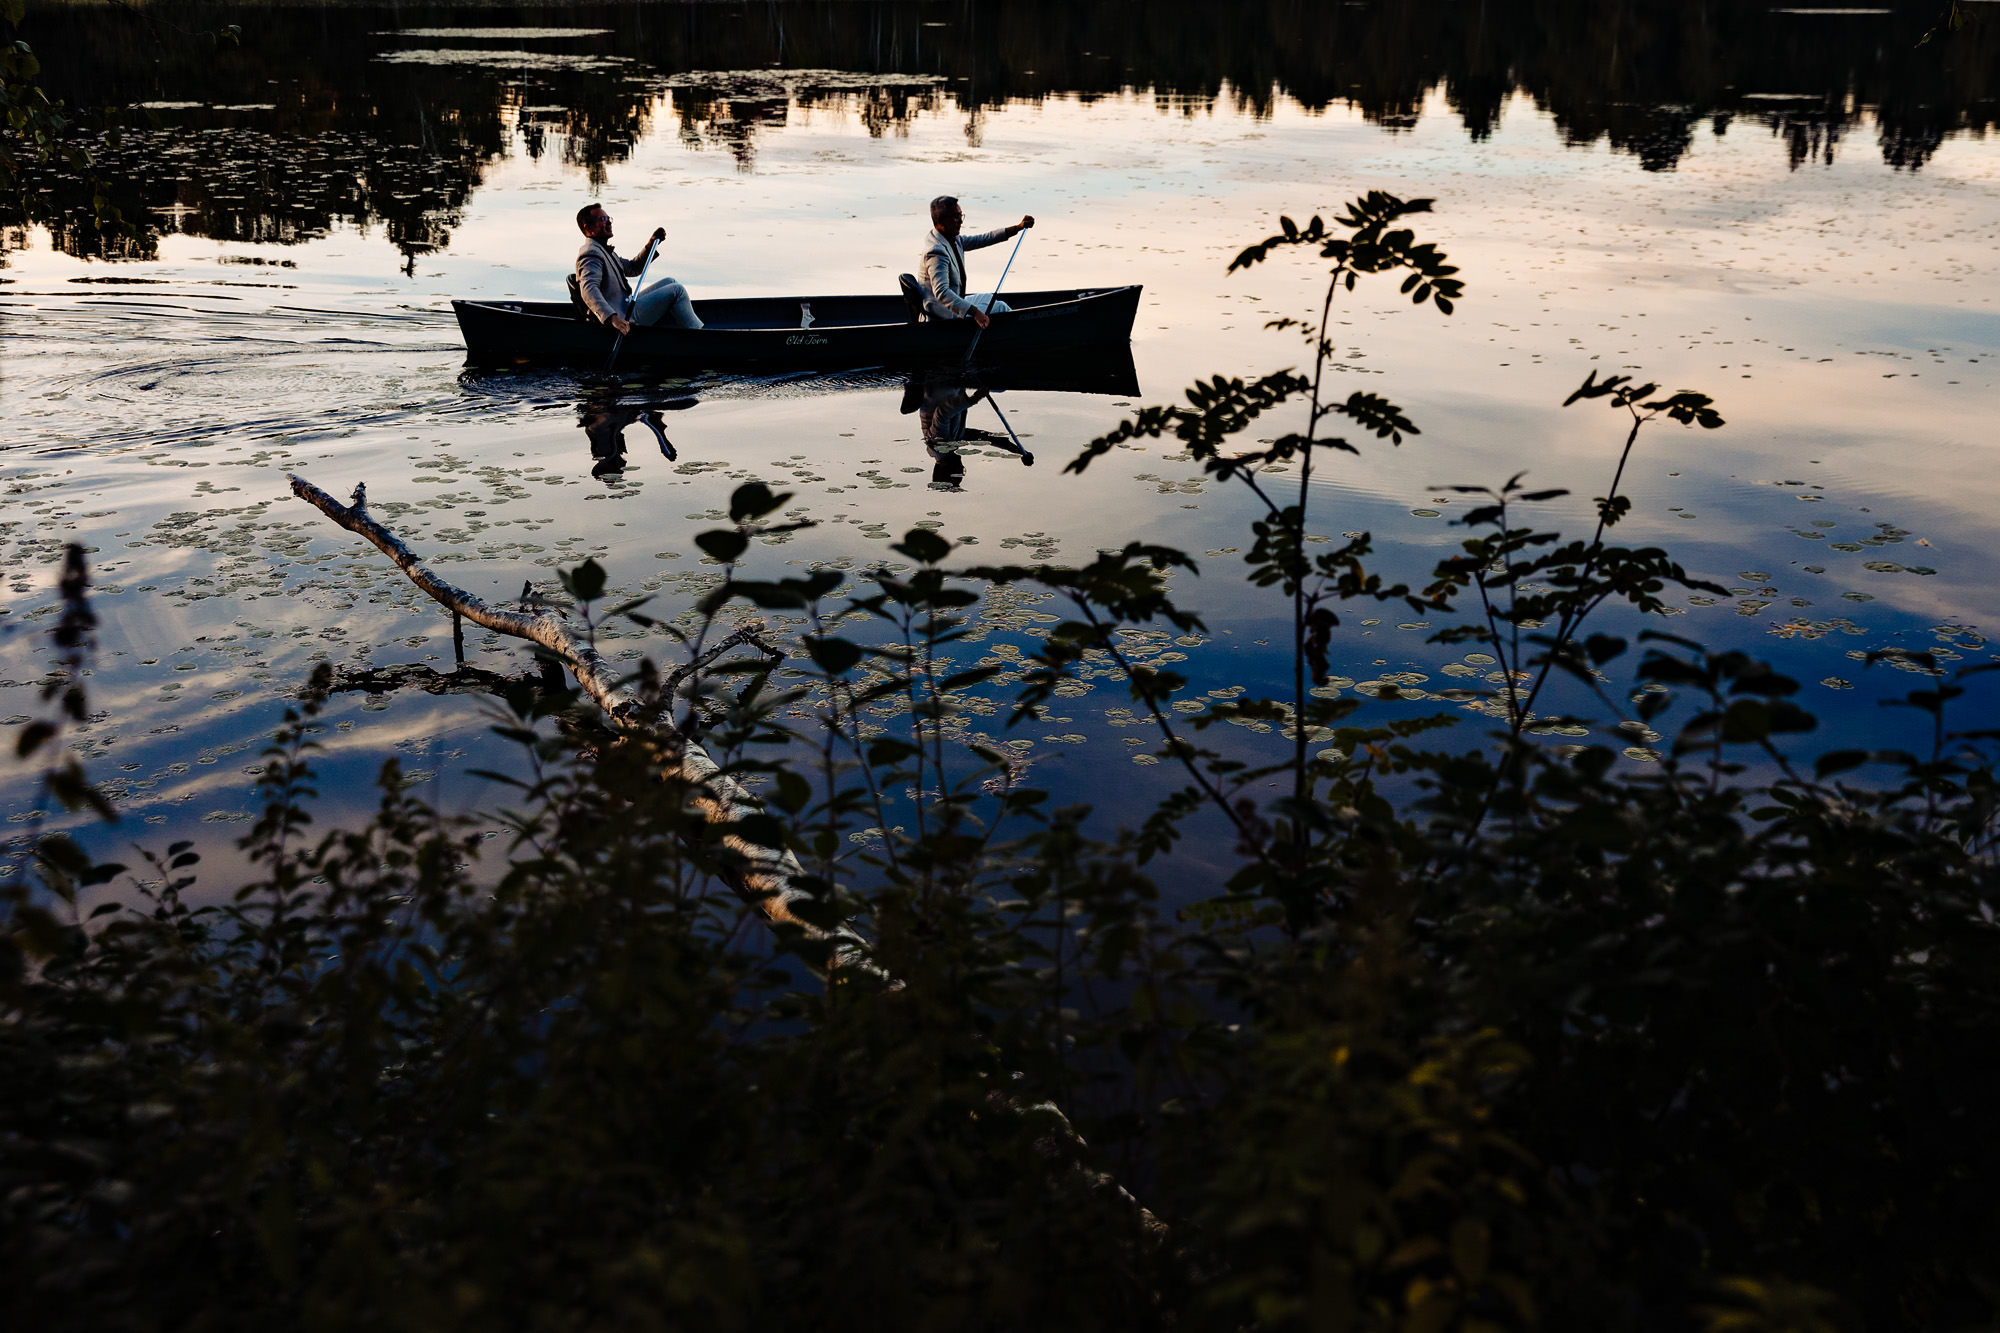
451;285;1143;371
898;348;1139;406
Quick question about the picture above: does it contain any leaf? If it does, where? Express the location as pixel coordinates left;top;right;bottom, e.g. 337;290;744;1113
1647;390;1726;430
694;530;750;565
1727;662;1801;699
1227;244;1270;272
803;635;862;676
892;528;952;566
1720;699;1817;742
15;719;55;758
1584;634;1627;665
1564;370;1626;406
730;812;787;850
867;737;921;767
557;558;607;604
940;666;1005;691
729;481;792;523
725;579;809;610
1334;391;1421;443
770;769;813;815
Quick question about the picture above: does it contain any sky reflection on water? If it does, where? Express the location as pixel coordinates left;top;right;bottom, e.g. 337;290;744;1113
3;1;1998;885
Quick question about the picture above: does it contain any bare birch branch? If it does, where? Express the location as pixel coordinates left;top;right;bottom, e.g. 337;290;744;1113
289;475;1156;1230
287;472;854;961
663;622;783;698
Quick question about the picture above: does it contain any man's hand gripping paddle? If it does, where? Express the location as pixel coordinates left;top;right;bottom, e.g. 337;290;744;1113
605;238;660;375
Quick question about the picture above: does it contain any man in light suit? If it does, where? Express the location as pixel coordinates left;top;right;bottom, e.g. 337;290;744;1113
918;196;1034;328
574;202;703;331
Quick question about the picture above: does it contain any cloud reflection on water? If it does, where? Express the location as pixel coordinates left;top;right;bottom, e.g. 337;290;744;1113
2;0;1998;879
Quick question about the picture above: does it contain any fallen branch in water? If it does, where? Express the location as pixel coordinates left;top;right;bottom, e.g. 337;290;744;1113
661;622;783;709
287;473;844;955
288;474;1158;1233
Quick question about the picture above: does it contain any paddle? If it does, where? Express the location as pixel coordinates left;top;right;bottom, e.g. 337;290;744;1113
961;228;1025;363
604;239;660;375
985;392;1030;463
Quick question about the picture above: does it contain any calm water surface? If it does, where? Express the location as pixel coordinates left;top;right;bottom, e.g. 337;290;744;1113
4;1;1998;883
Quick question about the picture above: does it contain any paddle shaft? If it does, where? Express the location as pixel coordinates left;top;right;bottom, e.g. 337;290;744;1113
962;229;1025;361
605;241;661;374
986;394;1026;453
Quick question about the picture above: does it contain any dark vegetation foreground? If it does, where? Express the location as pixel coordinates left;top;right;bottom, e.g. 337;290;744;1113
5;16;2000;1325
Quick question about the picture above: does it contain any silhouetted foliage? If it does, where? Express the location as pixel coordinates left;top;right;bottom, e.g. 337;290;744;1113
6;193;2000;1333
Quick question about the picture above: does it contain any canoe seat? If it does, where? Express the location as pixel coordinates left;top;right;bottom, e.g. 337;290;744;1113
897;273;925;325
564;275;593;323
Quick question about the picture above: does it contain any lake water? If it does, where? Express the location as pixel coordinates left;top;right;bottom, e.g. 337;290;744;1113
4;0;1998;886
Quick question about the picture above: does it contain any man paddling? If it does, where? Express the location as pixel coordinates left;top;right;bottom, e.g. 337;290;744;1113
573;203;703;332
918;197;1033;328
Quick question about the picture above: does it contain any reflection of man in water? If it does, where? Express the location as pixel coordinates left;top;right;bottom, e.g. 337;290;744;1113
579;391;678;478
918;384;1031;491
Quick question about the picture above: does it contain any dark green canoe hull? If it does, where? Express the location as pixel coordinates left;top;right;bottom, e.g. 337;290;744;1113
451;286;1143;372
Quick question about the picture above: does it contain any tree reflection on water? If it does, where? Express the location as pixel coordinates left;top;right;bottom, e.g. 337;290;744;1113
7;0;1995;261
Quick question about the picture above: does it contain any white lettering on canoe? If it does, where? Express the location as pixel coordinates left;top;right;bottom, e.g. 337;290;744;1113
785;333;829;346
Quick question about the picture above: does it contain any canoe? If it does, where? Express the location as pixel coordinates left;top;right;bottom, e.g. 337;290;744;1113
451;285;1143;371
